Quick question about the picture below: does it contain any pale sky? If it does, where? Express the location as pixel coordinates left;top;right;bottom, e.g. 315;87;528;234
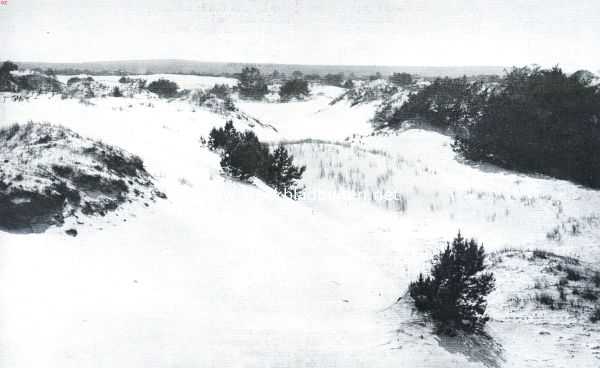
1;0;599;70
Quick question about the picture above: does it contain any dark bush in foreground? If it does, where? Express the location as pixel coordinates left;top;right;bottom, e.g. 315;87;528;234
208;122;305;196
279;79;310;101
408;232;495;333
147;78;179;98
454;67;600;188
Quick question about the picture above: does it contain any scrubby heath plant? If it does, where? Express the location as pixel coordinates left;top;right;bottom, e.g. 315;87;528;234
408;232;495;334
208;122;305;197
237;67;269;100
147;78;179;98
279;79;310;101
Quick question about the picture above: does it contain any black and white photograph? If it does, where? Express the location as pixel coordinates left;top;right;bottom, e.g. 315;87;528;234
1;1;599;367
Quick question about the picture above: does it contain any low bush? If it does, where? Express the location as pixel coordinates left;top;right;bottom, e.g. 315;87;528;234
147;78;179;98
111;86;123;97
208;121;305;197
408;232;495;333
279;79;310;101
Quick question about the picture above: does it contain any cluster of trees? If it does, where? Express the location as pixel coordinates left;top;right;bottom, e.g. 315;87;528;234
238;67;269;100
279;79;310;101
409;233;495;334
390;67;600;189
389;72;413;86
147;78;179;98
390;77;485;129
66;76;94;86
208;121;305;197
456;67;600;188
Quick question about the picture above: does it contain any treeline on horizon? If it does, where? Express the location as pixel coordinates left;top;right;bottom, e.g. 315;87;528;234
15;60;508;78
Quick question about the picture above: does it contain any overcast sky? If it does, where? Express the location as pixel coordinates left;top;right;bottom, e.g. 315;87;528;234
1;0;599;70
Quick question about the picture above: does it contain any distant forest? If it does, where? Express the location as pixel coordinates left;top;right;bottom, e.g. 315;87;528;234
16;59;507;78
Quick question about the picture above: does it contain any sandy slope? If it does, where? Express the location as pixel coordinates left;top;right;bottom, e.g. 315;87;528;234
1;80;599;367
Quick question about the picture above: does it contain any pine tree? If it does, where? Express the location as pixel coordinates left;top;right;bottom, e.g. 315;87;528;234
238;67;269;100
408;232;495;333
264;145;306;197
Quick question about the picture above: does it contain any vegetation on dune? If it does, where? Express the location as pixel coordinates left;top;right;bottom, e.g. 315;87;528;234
389;72;413;86
279;79;310;101
147;78;179;98
409;232;495;334
237;67;269;100
385;66;600;189
208;121;306;197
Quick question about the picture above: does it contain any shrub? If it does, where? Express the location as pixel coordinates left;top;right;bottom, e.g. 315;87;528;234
147;78;179;98
208;84;232;99
263;145;306;197
391;76;486;129
454;66;600;189
208;122;305;196
118;76;132;83
67;77;82;85
279;79;310;101
565;267;583;281
323;73;345;87
408;232;495;333
237;67;268;100
389;72;413;86
0;61;18;91
591;307;600;323
535;292;556;308
111;86;123;97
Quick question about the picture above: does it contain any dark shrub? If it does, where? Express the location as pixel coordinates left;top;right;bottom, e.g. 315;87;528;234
0;61;18;91
111;86;123;97
454;66;600;189
221;132;270;180
279;79;310;101
147;78;179;98
118;76;131;83
237;67;269;100
323;73;345;87
263;145;306;197
67;77;81;85
591;307;600;323
208;84;232;99
391;76;486;129
565;267;583;281
535;292;556;308
408;232;495;333
208;121;305;196
389;72;413;86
